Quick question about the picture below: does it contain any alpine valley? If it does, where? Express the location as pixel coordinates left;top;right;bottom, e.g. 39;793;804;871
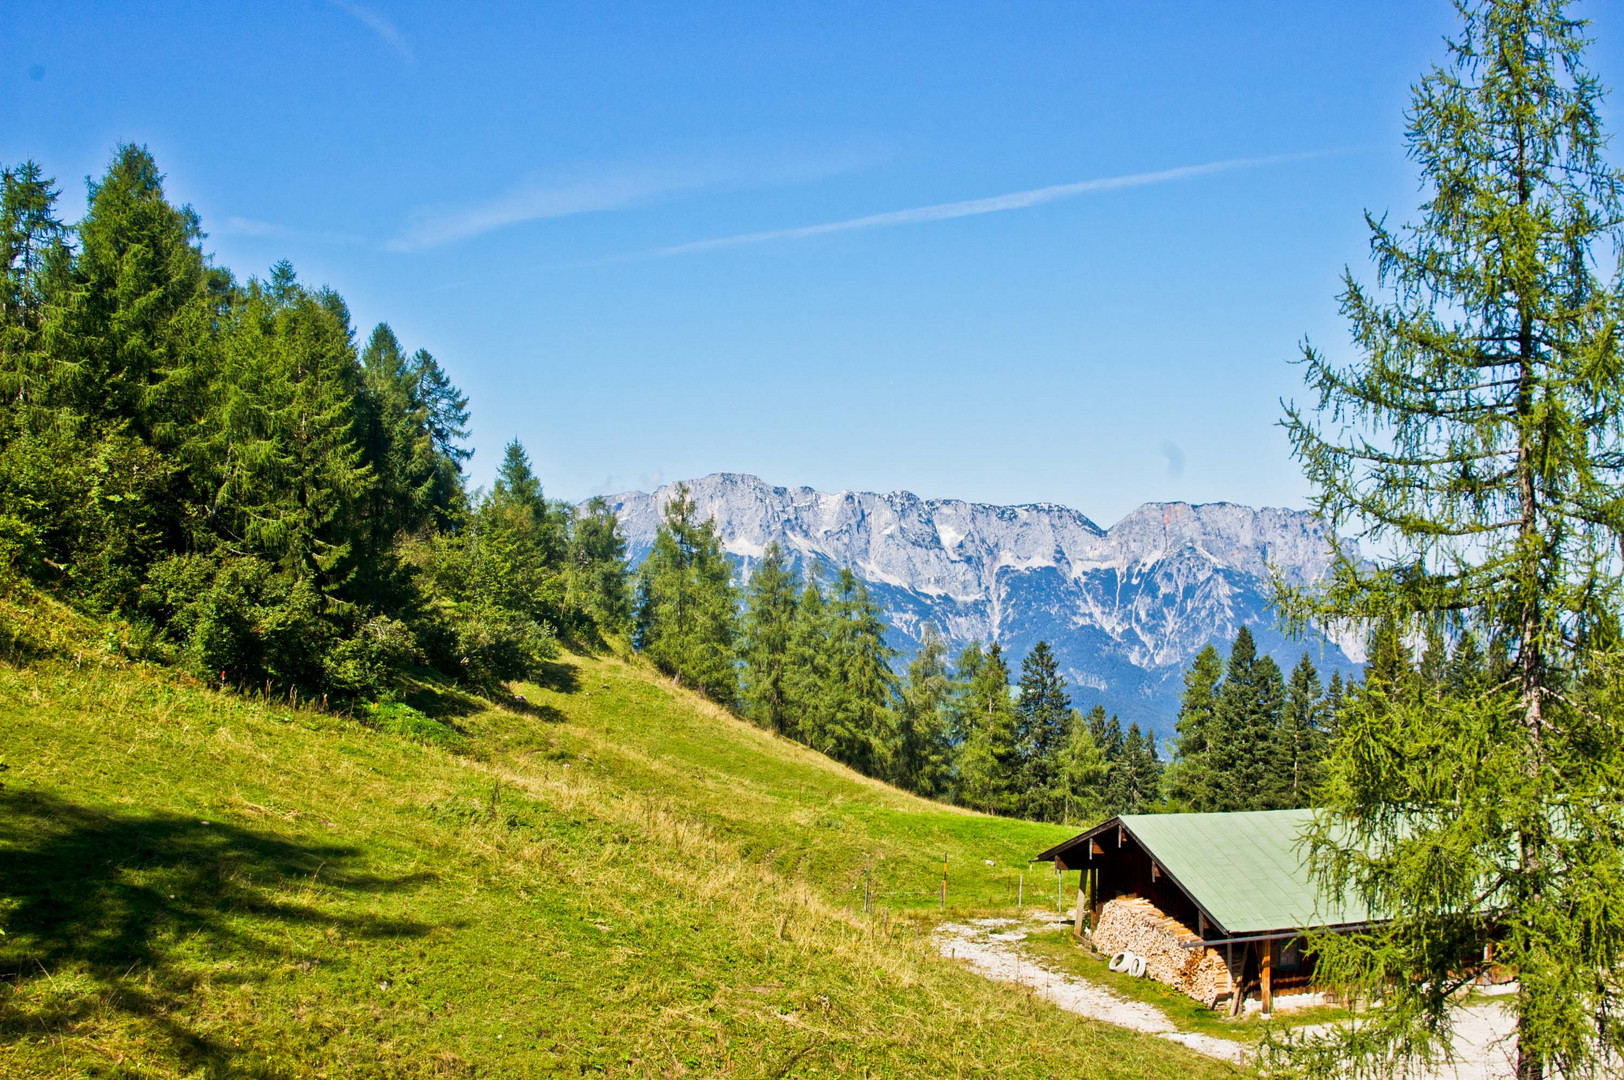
602;473;1363;737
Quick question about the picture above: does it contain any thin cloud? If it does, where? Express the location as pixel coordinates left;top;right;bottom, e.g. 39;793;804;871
387;149;881;253
325;0;415;66
217;216;366;246
651;151;1341;257
388;172;715;253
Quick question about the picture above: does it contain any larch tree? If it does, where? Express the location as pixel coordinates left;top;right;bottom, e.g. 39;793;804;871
1279;3;1624;1076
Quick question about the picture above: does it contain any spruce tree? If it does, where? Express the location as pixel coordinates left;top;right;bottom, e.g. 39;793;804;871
1279;652;1326;808
567;496;631;632
1014;640;1071;820
633;483;739;704
1055;708;1108;825
783;576;830;746
816;568;897;775
1207;626;1285;811
895;624;954;796
1087;705;1127;813
1164;642;1223;811
1117;722;1162;814
740;543;798;733
956;642;1018;814
1280;3;1624;1074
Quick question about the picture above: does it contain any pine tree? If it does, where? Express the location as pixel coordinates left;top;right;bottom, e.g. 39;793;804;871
1322;669;1345;749
633;483;739;704
1014;640;1071;820
1280;4;1624;1074
740;543;798;732
1164;643;1223;811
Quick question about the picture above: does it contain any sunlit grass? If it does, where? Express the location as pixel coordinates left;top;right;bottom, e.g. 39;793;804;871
0;609;1245;1078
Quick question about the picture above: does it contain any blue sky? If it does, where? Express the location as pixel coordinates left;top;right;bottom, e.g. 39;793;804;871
7;1;1622;524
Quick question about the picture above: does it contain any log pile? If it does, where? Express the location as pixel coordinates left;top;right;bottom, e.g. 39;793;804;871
1091;896;1230;1004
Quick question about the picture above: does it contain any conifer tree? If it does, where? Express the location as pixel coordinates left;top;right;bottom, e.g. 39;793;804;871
1279;652;1326;808
1207;626;1285;811
1014;640;1071;820
782;575;830;745
1164;642;1223;811
1087;705;1127;813
955;642;1018;814
567;496;630;632
634;483;738;704
1280;3;1624;1074
815;569;897;775
740;543;798;732
1116;722;1162;814
1055;708;1108;824
895;624;954;797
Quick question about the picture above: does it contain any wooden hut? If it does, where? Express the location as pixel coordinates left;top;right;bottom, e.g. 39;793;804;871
1034;809;1371;1013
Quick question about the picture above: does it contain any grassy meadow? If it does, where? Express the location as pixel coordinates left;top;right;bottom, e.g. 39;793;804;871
0;585;1244;1078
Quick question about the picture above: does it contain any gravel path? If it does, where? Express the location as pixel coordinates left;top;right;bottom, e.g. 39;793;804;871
934;917;1525;1077
934;918;1249;1064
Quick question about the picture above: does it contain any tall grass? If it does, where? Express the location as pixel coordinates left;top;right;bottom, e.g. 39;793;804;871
0;602;1242;1078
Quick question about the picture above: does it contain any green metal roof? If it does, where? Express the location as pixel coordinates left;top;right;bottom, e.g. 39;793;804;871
1041;809;1373;936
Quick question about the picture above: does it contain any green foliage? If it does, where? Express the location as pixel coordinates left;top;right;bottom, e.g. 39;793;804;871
0;144;623;708
954;642;1019;814
894;623;956;798
0;630;1243;1079
567;496;631;633
1278;3;1624;1075
739;541;797;732
1161;628;1335;814
633;483;739;703
1014;640;1071;819
364;699;463;747
1163;643;1223;811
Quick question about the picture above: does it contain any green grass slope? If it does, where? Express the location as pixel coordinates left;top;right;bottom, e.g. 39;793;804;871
0;590;1241;1078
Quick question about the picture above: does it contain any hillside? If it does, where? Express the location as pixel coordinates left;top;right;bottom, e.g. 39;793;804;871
604;473;1362;734
0;588;1241;1079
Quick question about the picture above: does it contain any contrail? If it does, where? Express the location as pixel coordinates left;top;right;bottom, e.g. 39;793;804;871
651;150;1339;257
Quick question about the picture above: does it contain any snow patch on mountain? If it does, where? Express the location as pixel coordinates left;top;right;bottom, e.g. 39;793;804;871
600;473;1361;736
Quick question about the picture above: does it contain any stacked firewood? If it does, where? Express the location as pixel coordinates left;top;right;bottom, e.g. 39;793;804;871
1090;896;1230;1003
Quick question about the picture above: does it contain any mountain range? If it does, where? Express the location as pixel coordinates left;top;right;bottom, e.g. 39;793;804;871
600;473;1361;737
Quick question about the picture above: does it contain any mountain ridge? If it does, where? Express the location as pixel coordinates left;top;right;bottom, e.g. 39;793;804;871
599;472;1360;735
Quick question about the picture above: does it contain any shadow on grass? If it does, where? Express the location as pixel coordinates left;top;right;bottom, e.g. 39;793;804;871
0;788;432;1073
526;659;579;695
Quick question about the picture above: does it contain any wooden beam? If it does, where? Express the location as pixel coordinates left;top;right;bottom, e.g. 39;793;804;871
1117;825;1124;847
1226;944;1245;1018
1072;872;1087;940
1261;939;1274;1015
1090;838;1104;856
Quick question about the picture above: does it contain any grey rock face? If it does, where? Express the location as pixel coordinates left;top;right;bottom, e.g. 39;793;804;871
600;473;1359;737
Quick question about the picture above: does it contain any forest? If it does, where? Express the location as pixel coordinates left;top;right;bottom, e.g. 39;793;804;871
0;143;1364;830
